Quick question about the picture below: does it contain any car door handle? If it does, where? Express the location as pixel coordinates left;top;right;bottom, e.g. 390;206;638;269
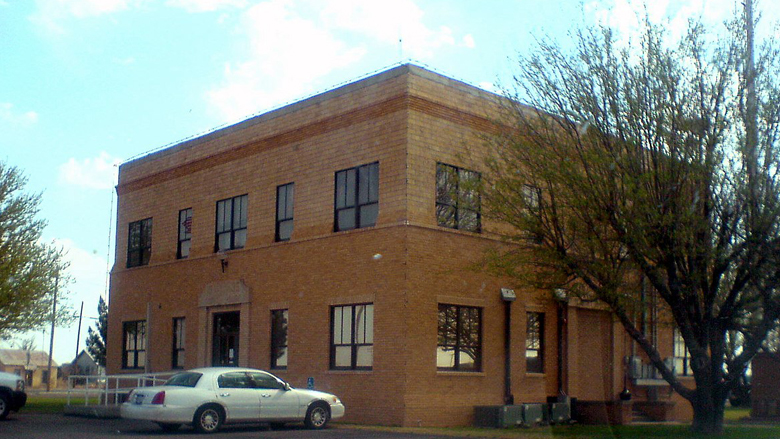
219;393;230;397
261;394;271;398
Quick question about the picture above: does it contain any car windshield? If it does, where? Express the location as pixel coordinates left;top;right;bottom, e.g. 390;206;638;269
164;372;202;387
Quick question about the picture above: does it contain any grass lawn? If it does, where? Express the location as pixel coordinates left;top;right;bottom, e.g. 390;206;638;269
24;396;100;414
353;424;780;439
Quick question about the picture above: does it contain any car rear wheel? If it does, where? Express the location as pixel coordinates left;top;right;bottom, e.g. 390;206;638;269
193;404;223;434
156;422;181;432
304;402;330;429
0;393;9;420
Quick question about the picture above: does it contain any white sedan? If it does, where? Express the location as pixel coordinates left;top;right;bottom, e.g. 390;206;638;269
120;367;345;433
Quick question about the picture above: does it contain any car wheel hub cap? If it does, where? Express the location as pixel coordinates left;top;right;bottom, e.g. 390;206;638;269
312;409;325;425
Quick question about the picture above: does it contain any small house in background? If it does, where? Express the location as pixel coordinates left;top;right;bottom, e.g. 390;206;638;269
63;350;105;377
0;349;59;388
751;353;780;419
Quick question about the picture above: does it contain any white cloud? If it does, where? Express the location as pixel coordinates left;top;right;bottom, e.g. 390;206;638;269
206;0;468;122
0;102;39;126
59;152;121;190
165;0;248;13
462;34;476;49
29;0;142;35
206;0;366;122
319;0;458;58
585;0;742;45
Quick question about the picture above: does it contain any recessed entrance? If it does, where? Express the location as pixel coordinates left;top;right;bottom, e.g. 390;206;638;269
212;311;240;366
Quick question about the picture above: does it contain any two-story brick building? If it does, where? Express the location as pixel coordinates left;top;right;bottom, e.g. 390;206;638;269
107;64;693;426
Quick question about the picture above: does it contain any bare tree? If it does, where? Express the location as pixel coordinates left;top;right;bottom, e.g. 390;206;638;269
480;6;780;434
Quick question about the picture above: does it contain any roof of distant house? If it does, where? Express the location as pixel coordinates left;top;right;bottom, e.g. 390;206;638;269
0;349;58;369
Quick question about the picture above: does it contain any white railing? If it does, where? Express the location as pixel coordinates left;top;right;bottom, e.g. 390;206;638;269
66;372;175;407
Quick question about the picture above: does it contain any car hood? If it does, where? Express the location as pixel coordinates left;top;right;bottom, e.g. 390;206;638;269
0;371;22;381
292;388;340;402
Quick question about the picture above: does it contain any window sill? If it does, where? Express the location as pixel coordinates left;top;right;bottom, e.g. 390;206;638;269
326;369;373;375
525;372;546;378
437;371;486;377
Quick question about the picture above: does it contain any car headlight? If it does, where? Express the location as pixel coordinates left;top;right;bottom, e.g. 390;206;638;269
331;396;341;405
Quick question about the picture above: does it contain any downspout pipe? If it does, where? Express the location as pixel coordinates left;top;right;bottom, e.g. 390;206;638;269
500;288;516;405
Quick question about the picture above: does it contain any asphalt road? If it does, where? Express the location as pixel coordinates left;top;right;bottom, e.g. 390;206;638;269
0;414;478;439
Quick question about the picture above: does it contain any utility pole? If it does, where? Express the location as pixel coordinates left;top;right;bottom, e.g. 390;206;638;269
75;301;84;359
46;274;59;392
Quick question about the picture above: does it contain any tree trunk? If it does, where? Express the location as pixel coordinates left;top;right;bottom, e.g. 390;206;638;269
690;385;727;434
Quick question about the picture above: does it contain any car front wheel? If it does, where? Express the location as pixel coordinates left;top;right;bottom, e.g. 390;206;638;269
193;404;224;434
304;402;330;429
0;393;9;420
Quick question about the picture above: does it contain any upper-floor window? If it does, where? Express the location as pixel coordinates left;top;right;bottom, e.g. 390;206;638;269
172;317;186;369
526;312;545;373
270;309;288;369
437;304;482;372
436;163;481;232
276;183;294;242
334;162;379;232
331;303;374;370
178;208;192;259
215;194;248;252
122;320;147;369
673;328;692;376
127;218;152;268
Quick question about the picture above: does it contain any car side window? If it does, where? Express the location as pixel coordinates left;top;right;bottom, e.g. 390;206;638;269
249;372;284;390
217;372;252;389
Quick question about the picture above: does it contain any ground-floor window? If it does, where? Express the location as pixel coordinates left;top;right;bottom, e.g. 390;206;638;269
271;309;288;369
172;317;186;369
330;303;374;370
122;320;147;369
673;327;692;376
525;312;544;373
437;304;482;372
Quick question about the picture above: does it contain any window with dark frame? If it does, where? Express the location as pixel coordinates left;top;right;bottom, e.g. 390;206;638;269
177;208;193;259
437;304;482;372
270;309;288;369
526;312;544;373
673;328;693;376
275;183;294;242
215;194;248;252
330;303;374;370
172;317;186;369
436;163;481;232
122;320;146;369
127;218;152;268
334;162;379;232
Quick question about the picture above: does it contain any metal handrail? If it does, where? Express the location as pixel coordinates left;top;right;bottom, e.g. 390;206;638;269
66;372;175;406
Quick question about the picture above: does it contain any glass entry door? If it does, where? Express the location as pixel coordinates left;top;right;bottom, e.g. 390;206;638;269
212;311;240;366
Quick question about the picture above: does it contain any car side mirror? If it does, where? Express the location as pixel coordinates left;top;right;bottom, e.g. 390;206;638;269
283;382;291;391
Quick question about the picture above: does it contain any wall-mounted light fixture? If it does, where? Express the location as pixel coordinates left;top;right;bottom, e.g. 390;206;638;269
217;250;229;273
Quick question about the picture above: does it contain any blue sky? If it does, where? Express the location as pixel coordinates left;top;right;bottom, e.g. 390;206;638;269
1;0;774;364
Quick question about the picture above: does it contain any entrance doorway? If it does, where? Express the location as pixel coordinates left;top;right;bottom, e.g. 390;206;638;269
212;311;240;366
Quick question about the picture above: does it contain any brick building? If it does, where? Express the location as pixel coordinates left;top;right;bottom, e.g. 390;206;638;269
107;64;693;426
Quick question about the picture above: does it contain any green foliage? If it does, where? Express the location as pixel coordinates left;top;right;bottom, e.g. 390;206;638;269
85;296;107;367
0;162;71;337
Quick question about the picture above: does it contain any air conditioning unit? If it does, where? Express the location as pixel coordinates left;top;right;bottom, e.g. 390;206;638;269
521;403;545;426
473;405;522;428
549;402;571;424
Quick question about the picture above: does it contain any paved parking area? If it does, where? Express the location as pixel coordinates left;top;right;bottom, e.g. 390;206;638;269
0;414;477;439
